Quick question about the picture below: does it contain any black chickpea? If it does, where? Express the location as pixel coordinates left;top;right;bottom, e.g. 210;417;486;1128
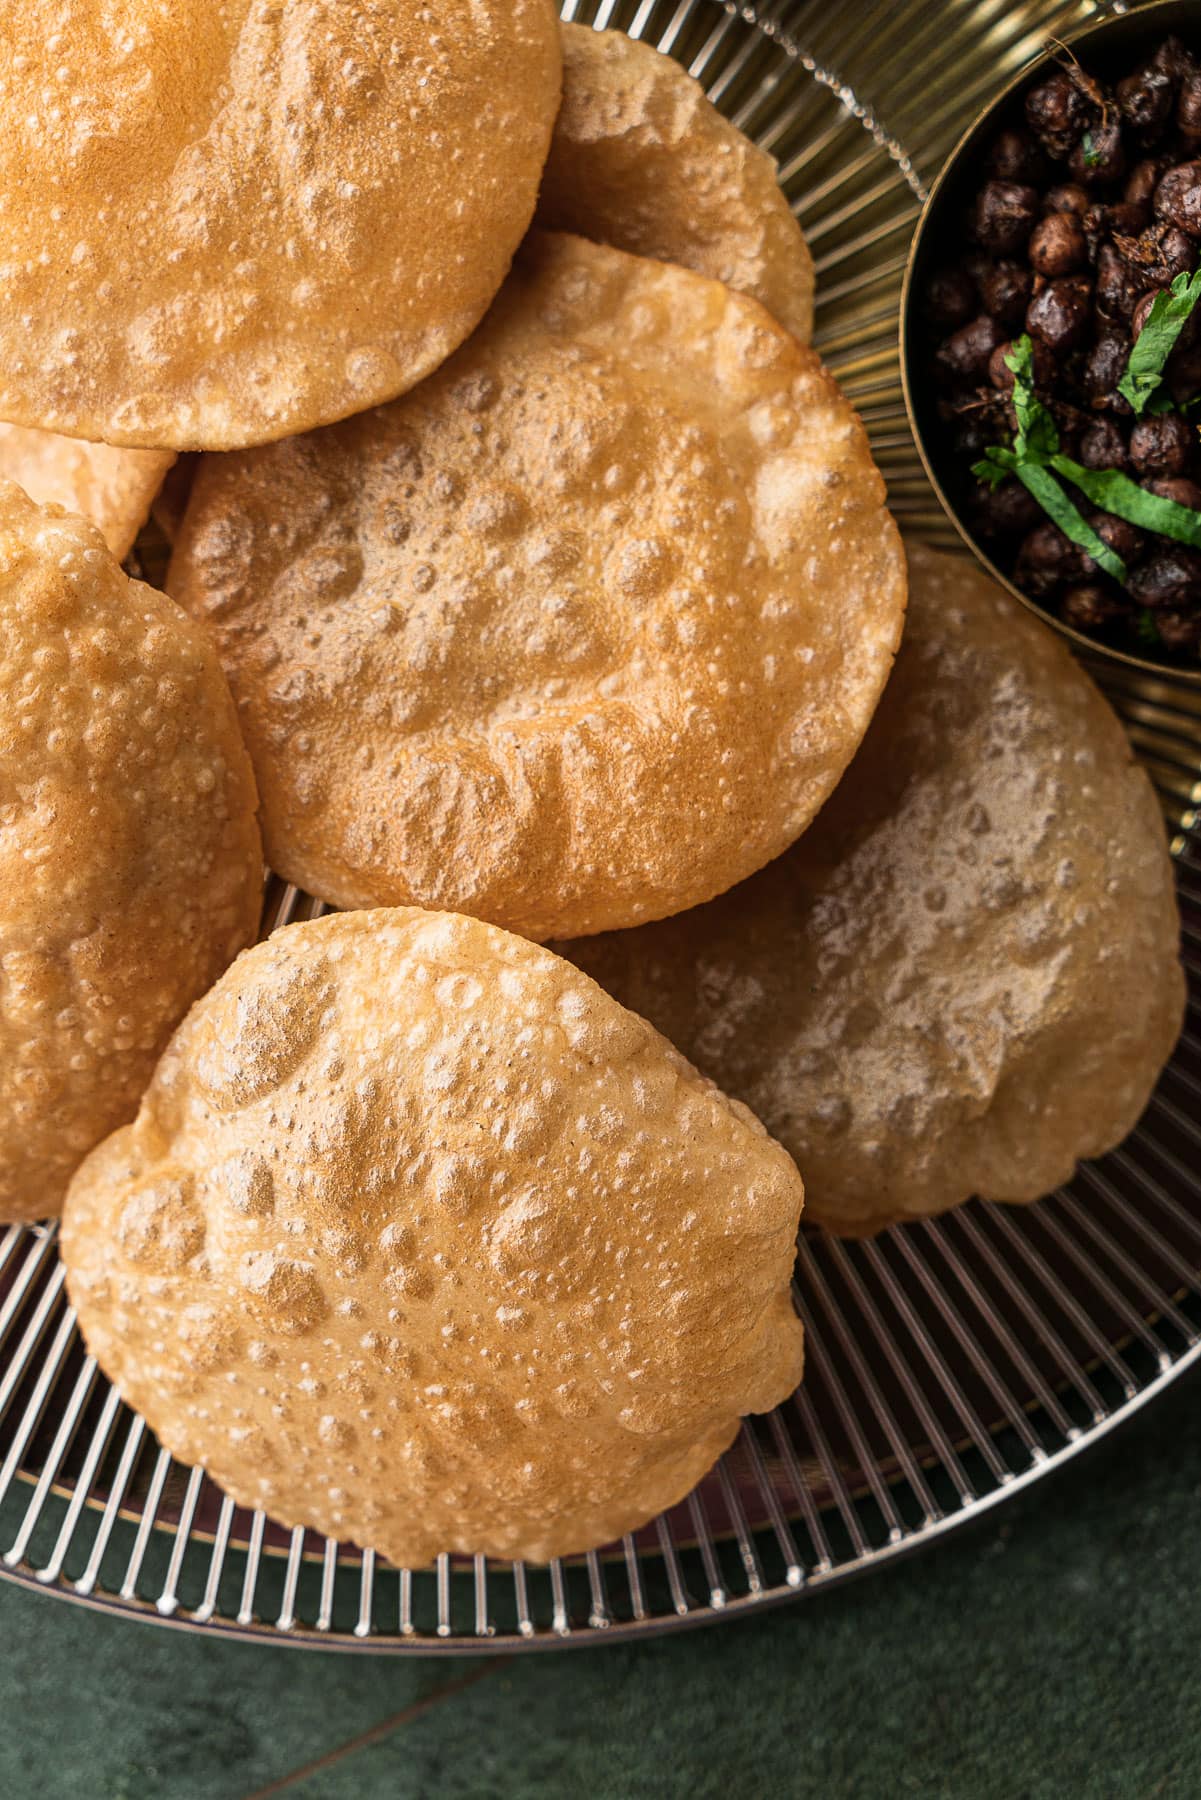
973;180;1040;253
1088;513;1145;566
1069;117;1125;187
1125;158;1170;209
1179;71;1201;142
1117;65;1174;141
988;128;1046;184
970;478;1040;540
1026;274;1092;352
1043;182;1091;217
1028;211;1087;276
1079;416;1129;470
926;267;978;328
977;259;1033;324
1015;521;1087;597
1155;162;1201;236
1103;201;1150;239
1081;334;1130;404
1151;37;1193;83
1154;226;1198;281
1061;584;1124;630
1128;547;1201;608
1130;412;1193;476
1025;71;1092;160
1155;611;1201;648
935;314;1005;383
951;416;994;459
1095;243;1141;323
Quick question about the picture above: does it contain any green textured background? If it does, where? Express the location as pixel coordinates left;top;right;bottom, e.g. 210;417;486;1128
1;1366;1198;1798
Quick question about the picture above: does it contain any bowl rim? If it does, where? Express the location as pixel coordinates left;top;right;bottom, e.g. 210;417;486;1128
899;0;1201;686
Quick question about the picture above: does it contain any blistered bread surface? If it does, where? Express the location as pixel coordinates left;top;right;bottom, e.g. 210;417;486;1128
62;907;805;1564
0;482;263;1222
537;25;814;342
0;424;174;559
0;0;562;450
565;545;1185;1233
168;232;905;940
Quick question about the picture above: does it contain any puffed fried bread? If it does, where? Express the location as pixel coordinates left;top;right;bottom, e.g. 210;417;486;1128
537;24;814;342
169;232;906;940
62;908;806;1564
564;545;1185;1234
0;482;263;1223
0;0;562;450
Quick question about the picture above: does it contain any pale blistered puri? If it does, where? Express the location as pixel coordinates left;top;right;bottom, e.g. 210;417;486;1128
0;482;263;1223
564;545;1186;1235
169;233;905;941
537;24;815;343
62;908;805;1565
0;424;174;560
0;0;562;450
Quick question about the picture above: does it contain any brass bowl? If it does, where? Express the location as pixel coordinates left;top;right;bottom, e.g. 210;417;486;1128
900;0;1201;685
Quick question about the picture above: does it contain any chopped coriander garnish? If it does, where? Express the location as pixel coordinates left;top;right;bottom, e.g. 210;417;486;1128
1005;337;1058;461
974;443;1127;580
1051;457;1201;549
1135;610;1162;646
1117;269;1201;416
1080;130;1103;169
974;333;1201;585
1021;461;1128;579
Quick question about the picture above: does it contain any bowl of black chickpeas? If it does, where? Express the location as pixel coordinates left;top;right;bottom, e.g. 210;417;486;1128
901;0;1201;678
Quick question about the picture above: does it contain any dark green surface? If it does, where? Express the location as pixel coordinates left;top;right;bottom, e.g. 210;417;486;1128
2;1371;1199;1799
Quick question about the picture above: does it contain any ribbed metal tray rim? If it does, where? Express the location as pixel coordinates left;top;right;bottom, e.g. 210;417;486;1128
3;1332;1200;1653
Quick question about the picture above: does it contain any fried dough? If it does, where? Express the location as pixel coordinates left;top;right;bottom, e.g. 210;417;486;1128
564;546;1185;1233
169;233;905;939
62;907;805;1563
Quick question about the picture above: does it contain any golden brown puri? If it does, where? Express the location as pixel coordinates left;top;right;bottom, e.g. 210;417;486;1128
0;0;562;451
0;482;263;1224
62;907;805;1566
563;544;1186;1237
537;25;815;344
168;232;905;942
0;426;174;561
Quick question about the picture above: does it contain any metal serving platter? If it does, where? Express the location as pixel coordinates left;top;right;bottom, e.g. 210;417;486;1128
1;0;1199;1652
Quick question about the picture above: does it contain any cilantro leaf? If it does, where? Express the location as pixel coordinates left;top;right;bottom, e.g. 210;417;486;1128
1081;130;1102;169
1052;455;1201;549
969;332;1201;593
1013;462;1128;582
1005;336;1060;460
967;339;1124;578
1116;269;1201;415
971;446;1018;490
1135;609;1162;646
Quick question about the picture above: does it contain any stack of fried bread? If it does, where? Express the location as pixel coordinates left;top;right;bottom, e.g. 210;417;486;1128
0;5;1181;1567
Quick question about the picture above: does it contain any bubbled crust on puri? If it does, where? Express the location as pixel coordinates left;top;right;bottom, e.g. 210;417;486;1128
61;908;805;1566
0;0;562;451
563;545;1186;1235
537;26;814;344
0;483;263;1223
0;425;174;560
168;232;905;941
